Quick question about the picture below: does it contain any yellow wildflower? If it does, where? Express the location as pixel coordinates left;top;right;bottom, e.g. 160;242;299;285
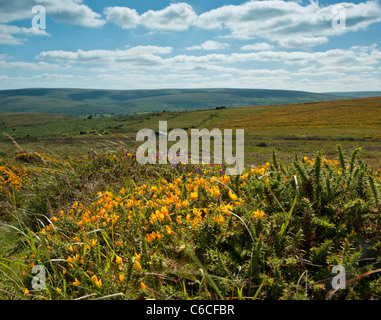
240;173;249;180
253;209;265;219
115;255;123;265
156;231;162;240
182;199;189;208
213;214;225;225
228;190;238;201
72;278;80;286
190;192;198;200
91;275;102;287
165;225;175;235
134;260;142;272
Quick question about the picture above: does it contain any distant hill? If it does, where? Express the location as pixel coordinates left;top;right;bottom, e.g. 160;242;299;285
325;91;381;98
0;88;346;117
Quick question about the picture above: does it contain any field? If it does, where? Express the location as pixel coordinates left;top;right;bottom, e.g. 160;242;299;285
1;96;381;168
0;96;381;300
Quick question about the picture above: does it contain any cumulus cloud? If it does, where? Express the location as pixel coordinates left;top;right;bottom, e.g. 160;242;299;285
0;0;104;44
196;0;381;48
242;42;275;51
0;0;104;27
6;44;381;91
104;3;197;31
41;0;105;27
37;45;173;67
0;55;61;70
102;1;381;48
37;43;381;74
186;40;230;51
0;24;49;45
103;7;140;29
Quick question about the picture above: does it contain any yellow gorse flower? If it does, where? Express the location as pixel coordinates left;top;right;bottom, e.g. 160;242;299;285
115;255;123;265
165;225;175;235
253;209;265;219
240;173;249;180
91;275;102;287
72;278;80;286
228;190;238;201
213;214;225;225
190;192;198;200
134;260;142;272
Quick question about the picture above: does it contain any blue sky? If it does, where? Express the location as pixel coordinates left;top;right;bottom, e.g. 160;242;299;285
1;0;381;92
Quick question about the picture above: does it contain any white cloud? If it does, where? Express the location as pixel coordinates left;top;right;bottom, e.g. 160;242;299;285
242;42;274;51
0;24;49;45
104;3;197;31
0;57;61;71
278;36;329;48
186;40;230;51
36;43;381;76
41;0;105;27
196;0;381;48
37;46;173;67
102;7;140;29
102;1;381;48
0;0;104;27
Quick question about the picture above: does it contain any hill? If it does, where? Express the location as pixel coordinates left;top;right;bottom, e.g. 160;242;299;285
0;88;345;117
1;96;380;168
325;91;381;98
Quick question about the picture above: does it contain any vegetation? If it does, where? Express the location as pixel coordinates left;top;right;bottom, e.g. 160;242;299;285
0;142;380;300
1;97;380;168
0;88;351;116
0;95;380;300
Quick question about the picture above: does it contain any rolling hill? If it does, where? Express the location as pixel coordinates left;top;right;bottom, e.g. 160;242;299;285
1;96;380;168
325;91;381;98
0;88;347;117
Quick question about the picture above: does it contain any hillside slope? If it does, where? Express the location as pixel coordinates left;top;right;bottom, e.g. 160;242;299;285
0;88;345;116
1;97;380;168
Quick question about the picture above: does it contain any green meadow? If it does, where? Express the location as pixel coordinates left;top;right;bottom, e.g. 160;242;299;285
0;96;380;300
1;96;380;168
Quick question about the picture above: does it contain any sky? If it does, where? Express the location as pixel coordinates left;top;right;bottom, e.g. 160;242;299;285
1;0;381;92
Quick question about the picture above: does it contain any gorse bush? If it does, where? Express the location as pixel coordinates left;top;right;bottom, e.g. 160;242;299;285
0;144;380;300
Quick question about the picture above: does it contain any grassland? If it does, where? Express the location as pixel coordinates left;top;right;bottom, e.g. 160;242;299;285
1;96;380;168
0;142;380;300
0;96;380;301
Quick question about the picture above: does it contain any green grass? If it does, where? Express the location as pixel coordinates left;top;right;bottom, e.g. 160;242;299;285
0;144;380;300
1;95;381;300
1;96;381;168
